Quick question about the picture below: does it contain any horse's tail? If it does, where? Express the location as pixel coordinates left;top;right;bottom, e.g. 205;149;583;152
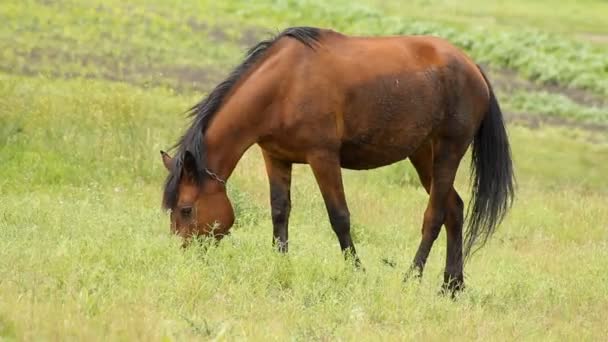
463;65;515;260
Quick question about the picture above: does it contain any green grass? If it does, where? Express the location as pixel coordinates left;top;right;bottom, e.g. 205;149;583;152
1;73;607;340
369;0;608;36
1;0;608;340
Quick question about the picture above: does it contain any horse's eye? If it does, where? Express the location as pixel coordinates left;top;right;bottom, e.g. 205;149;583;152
180;206;193;218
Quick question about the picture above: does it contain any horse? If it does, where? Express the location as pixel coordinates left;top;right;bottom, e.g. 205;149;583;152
159;26;514;294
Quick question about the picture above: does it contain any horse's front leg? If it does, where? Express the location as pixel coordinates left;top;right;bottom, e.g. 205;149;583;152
262;151;292;253
307;150;362;268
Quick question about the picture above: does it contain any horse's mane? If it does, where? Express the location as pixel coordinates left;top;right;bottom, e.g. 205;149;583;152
162;26;321;209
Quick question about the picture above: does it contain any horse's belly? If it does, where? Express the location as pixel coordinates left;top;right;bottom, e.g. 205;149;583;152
339;134;424;170
337;71;442;169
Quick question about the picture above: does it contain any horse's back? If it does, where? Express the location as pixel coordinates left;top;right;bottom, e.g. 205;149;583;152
305;33;489;169
263;30;489;169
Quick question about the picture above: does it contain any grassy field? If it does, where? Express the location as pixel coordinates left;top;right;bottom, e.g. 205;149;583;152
1;0;608;340
370;0;608;36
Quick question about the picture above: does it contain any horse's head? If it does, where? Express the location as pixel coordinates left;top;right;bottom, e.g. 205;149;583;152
160;150;234;245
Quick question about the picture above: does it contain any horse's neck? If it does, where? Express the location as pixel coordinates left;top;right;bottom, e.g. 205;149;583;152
203;76;275;181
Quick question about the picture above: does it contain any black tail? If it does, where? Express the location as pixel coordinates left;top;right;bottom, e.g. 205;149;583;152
463;66;515;260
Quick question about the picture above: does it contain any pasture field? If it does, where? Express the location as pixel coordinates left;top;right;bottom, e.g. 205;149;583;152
1;0;607;340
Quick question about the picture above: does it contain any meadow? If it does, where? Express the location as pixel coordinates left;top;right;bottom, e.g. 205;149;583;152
1;0;607;340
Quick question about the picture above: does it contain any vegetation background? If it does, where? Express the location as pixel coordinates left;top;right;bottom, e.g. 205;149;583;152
1;0;607;340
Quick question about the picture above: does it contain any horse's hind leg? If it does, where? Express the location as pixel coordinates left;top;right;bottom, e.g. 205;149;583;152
404;141;436;280
442;190;465;295
405;138;467;293
307;150;361;267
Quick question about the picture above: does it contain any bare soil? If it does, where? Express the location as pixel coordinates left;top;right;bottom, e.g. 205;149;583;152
485;66;608;108
504;111;608;134
579;33;608;45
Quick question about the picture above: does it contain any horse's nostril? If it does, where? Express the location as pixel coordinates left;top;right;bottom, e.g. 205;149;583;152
180;206;193;218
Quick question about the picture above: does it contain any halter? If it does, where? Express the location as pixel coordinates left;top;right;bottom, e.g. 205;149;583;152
204;168;226;186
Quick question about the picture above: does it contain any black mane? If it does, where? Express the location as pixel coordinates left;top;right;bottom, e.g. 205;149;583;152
162;26;321;209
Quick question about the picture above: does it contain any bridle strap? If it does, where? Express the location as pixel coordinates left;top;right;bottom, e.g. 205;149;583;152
204;168;227;186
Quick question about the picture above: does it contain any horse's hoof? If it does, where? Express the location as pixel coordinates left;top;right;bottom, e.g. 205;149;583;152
352;258;366;272
403;265;423;284
439;279;465;299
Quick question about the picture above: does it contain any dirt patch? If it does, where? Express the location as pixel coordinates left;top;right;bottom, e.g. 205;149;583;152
507;113;608;144
186;19;267;49
505;112;607;133
208;27;229;43
485;66;608;108
7;65;222;94
238;27;272;47
153;65;223;91
7;47;223;93
187;18;208;33
579;33;608;45
505;112;608;146
35;0;58;5
5;22;269;93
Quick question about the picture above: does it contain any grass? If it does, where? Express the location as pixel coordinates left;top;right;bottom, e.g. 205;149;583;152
1;0;608;340
369;0;608;36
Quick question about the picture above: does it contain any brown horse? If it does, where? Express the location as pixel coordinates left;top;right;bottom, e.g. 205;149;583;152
160;27;514;293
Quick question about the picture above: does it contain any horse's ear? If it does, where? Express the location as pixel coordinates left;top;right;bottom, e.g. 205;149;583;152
183;150;197;175
160;150;173;171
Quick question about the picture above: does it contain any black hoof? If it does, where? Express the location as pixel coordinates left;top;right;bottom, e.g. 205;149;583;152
352;257;366;272
272;239;288;254
403;265;423;284
440;273;465;299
